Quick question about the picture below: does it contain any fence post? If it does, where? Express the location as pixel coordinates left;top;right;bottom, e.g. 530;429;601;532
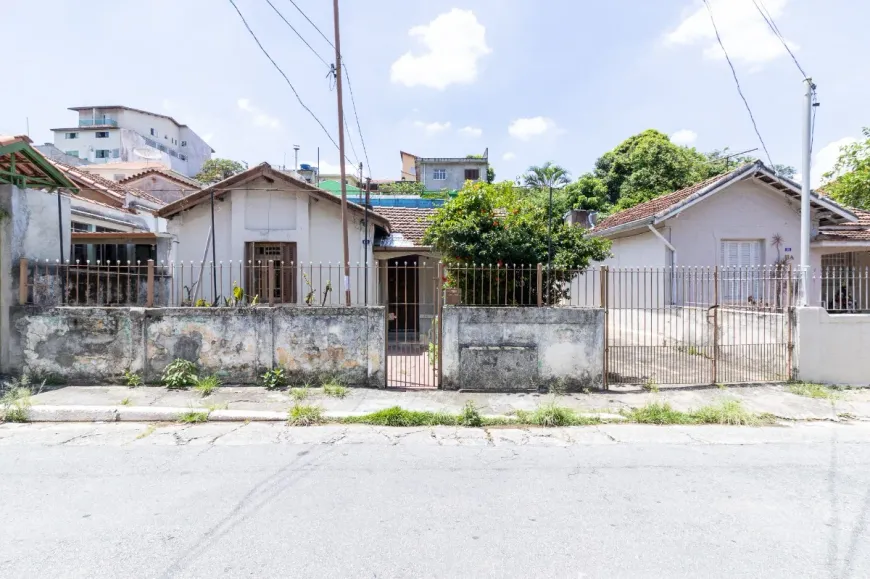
19;258;28;305
267;260;275;306
437;262;445;388
600;266;608;390
146;259;155;307
712;266;719;385
536;263;543;307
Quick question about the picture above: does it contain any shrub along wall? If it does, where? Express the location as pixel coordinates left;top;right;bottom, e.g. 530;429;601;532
9;306;385;386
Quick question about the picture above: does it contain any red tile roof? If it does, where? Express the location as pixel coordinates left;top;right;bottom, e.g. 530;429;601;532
373;207;437;245
816;209;870;241
594;167;746;233
51;161;165;206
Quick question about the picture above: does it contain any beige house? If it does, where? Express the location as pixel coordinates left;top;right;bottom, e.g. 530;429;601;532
590;161;870;310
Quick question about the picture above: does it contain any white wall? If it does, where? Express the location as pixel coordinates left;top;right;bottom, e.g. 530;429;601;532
798;307;870;385
166;177;377;304
601;229;668;268
53;129;121;163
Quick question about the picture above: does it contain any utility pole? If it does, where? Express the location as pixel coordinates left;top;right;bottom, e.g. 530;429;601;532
547;184;553;305
800;78;814;306
331;0;351;306
364;176;371;305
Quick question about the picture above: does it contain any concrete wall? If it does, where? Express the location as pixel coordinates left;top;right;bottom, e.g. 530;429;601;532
797;307;870;385
441;306;604;391
8;306;386;387
419;161;487;191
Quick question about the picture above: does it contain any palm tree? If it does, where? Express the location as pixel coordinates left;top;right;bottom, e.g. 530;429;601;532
523;162;570;189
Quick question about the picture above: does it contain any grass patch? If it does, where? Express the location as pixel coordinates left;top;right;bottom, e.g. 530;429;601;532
206;402;229;412
287;404;323;426
690;399;761;426
322;380;349;399
624;402;694;425
342;406;457;427
120;397;132;406
515;401;600;427
789;382;838;400
193;375;221;397
1;387;33;423
289;386;311;402
178;410;209;424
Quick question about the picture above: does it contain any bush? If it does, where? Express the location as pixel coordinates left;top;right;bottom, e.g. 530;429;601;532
162;359;198;389
124;370;143;388
261;368;287;390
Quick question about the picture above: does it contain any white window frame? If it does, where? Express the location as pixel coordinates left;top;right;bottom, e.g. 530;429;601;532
720;239;763;304
432;168;447;181
65;132;78;139
95;131;110;139
95;149;111;159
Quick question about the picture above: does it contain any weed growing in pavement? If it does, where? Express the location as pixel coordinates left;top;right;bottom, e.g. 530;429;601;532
716;383;727;390
178;410;209;424
124;370;143;388
194;375;221;397
289;385;310;402
322;378;349;399
642;377;660;393
789;382;838;400
287;404;323;426
690;399;761;426
120;397;132;406
206;402;229;412
624;402;694;425
136;424;157;439
342;406;457;427
261;368;288;390
459;401;483;427
0;375;45;423
162;359;198;389
549;379;568;396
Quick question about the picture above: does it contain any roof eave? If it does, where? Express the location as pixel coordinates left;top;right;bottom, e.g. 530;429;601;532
590;216;656;238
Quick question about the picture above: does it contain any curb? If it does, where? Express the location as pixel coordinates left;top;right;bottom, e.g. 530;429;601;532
20;405;631;424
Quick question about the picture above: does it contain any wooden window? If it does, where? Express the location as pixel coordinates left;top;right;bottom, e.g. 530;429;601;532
244;242;297;303
464;168;480;181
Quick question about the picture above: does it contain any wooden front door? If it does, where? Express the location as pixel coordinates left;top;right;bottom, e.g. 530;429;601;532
244;242;297;303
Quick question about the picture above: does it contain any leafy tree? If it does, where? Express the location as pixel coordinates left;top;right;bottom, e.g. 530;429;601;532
423;181;611;305
706;148;796;178
772;164;797;179
195;158;247;185
823;127;870;210
523;162;571;189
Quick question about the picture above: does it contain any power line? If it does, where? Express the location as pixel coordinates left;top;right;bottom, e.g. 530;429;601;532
264;0;330;67
282;0;372;178
751;0;807;79
702;0;776;170
227;0;352;165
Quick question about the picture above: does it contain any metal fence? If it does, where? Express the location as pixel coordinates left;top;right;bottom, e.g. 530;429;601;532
815;267;870;313
18;259;381;307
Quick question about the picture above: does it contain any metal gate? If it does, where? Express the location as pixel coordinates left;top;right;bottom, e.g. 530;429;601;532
603;266;797;387
385;258;442;388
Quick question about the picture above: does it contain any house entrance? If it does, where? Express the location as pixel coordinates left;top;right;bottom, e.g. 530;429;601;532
386;257;441;388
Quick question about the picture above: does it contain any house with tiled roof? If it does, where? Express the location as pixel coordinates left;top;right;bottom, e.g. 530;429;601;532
589;161;870;310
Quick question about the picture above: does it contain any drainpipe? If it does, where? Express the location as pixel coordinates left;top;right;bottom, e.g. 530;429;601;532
648;224;677;304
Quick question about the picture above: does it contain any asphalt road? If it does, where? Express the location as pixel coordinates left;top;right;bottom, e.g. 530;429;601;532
1;422;869;578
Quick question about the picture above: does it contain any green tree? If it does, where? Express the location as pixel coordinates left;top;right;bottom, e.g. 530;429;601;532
195;158;247;185
823;128;870;210
378;181;425;195
523;162;571;189
423;181;610;305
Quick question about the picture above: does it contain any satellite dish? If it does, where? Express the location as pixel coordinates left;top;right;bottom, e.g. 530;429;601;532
132;147;163;160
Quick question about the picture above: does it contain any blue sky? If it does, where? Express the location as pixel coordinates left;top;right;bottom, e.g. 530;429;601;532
4;0;868;186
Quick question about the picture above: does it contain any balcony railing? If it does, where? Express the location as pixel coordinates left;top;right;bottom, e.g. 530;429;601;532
79;119;119;127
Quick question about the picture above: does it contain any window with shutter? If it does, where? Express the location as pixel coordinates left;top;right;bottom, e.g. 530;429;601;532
720;240;763;303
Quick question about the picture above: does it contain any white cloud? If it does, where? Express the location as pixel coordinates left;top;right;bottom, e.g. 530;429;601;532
666;0;797;67
502;152;516;161
671;129;698;146
390;9;491;90
508;117;559;140
794;137;857;187
414;120;452;135
459;126;483;138
237;98;281;129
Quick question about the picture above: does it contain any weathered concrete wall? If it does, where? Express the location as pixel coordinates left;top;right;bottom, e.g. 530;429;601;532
9;306;385;387
441;306;604;391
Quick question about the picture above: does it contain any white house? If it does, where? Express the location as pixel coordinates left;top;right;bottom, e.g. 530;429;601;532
589;161;870;309
155;163;391;305
51;105;213;177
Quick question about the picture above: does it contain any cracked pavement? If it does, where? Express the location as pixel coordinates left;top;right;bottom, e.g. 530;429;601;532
2;422;870;578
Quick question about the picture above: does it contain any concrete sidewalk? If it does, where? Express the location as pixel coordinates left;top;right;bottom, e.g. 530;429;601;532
20;383;870;422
